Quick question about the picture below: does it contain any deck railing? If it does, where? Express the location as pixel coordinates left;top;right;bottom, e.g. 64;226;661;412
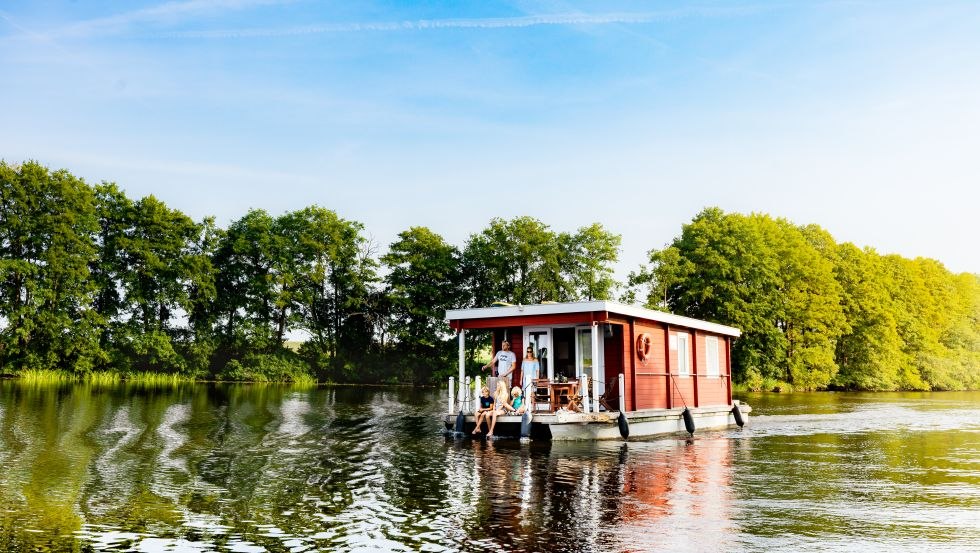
448;374;627;415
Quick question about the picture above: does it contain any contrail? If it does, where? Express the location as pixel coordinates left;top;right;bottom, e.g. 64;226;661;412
159;8;762;39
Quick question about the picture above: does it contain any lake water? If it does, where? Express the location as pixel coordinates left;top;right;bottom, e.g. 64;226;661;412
0;382;978;552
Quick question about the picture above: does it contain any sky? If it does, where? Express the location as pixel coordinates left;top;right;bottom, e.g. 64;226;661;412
1;0;979;280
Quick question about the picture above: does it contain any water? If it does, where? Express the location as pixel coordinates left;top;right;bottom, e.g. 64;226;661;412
0;382;978;552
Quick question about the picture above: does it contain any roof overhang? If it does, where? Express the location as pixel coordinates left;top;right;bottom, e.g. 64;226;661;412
446;300;741;337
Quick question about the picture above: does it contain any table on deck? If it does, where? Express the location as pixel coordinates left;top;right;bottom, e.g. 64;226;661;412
548;381;580;411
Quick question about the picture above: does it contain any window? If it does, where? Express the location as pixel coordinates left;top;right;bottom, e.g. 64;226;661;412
676;333;690;377
706;336;720;377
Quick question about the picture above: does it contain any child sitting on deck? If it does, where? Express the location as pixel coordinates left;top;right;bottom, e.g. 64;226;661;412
472;386;494;435
510;386;527;415
486;380;512;438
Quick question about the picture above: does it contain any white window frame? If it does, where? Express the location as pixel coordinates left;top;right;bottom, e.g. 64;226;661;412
524;327;553;381
706;336;720;378
676;332;690;377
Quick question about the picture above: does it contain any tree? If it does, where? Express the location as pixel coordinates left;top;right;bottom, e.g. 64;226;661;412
630;208;846;389
832;244;904;390
90;182;133;367
462;217;621;306
626;246;687;310
0;161;101;372
115;195;203;373
182;216;220;374
212;209;280;353
284;207;377;378
562;223;621;301
462;217;562;306
382;226;463;383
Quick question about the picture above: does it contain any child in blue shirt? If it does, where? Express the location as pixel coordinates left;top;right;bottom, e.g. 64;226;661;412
472;386;493;435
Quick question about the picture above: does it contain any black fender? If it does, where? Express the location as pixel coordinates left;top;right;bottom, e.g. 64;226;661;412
618;412;630;439
454;410;465;434
732;403;745;427
682;407;695;436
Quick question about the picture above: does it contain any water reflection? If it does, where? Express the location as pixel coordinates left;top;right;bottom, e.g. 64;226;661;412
0;382;977;552
441;435;738;552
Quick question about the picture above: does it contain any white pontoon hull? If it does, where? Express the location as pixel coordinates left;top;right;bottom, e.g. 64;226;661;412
445;401;750;440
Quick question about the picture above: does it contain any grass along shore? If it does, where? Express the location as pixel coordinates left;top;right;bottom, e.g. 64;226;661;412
3;369;317;386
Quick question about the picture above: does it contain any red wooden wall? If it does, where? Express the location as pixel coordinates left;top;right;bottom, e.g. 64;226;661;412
630;322;731;410
485;318;732;411
694;332;730;406
632;322;667;410
602;324;624;410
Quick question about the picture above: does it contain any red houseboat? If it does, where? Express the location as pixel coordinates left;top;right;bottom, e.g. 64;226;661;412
444;301;749;440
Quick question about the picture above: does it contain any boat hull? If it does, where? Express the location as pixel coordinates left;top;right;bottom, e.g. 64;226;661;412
445;402;750;440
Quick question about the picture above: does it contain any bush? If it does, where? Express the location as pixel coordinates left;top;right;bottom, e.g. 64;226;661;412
218;352;315;383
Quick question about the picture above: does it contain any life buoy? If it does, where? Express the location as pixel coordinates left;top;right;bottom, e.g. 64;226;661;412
636;333;652;362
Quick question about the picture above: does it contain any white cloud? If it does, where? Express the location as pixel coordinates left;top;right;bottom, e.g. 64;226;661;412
41;0;291;39
32;5;770;40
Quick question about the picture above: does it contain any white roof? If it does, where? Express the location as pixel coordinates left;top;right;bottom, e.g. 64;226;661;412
446;300;740;337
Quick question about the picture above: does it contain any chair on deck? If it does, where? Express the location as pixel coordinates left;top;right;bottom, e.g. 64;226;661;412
533;379;551;411
598;378;620;412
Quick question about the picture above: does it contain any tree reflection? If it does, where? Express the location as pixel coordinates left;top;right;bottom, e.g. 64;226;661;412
2;383;976;552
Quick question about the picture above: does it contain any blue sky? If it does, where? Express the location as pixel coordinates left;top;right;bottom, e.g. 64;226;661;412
2;0;978;278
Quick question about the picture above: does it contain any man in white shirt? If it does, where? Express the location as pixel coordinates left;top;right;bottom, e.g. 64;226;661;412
482;340;517;388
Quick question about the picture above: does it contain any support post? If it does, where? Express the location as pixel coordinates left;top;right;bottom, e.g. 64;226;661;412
726;336;733;405
464;376;472;413
448;377;456;415
692;330;699;408
458;329;466;391
664;324;672;409
618;373;626;413
628;319;636;411
580;374;591;413
591;322;601;412
475;375;482;400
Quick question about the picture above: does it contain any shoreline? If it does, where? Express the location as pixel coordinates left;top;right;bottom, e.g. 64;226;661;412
1;372;973;392
0;370;436;388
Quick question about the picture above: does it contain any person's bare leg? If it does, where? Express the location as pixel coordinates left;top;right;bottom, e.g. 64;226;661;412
488;409;500;437
472;411;484;434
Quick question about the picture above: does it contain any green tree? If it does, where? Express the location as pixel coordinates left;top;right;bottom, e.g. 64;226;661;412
462;217;621;306
883;256;980;390
0;161;101;372
182;217;221;374
116;195;204;373
382;226;462;383
831;244;904;390
562;223;621;301
90;182;133;366
213;209;280;353
462;217;562;306
281;207;377;379
631;208;846;389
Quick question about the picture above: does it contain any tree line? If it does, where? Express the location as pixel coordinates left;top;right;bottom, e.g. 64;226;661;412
1;161;977;389
0;161;619;384
627;208;980;391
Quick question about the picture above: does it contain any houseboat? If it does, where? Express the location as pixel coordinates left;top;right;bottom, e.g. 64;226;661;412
443;300;749;440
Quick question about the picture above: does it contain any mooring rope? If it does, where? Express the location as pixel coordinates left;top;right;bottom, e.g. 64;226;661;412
669;372;689;409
